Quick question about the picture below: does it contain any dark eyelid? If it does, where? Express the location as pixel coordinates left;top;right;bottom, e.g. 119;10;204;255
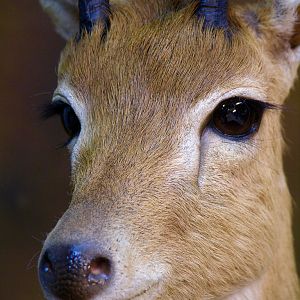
40;100;68;120
40;100;77;149
237;98;283;111
207;97;283;142
204;98;281;130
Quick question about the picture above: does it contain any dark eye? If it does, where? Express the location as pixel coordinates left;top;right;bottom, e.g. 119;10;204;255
59;103;81;138
210;98;266;139
42;100;81;142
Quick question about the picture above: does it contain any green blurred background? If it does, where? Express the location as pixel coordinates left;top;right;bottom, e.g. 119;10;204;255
0;1;299;299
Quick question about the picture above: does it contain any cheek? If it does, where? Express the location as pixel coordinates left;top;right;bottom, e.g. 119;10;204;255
193;126;276;266
198;111;282;191
198;127;259;188
198;125;275;215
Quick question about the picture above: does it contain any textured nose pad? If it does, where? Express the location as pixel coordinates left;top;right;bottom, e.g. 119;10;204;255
39;244;112;300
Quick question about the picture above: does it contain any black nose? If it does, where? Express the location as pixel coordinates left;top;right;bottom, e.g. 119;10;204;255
39;244;112;300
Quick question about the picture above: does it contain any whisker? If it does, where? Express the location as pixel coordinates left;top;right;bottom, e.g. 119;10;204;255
26;251;41;270
29;91;53;98
31;235;44;244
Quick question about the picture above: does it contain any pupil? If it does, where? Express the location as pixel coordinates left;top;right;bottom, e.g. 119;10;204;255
62;106;80;137
220;101;251;132
212;98;260;137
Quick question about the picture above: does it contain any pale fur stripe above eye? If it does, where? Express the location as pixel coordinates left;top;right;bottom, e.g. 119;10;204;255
283;0;300;8
286;0;300;5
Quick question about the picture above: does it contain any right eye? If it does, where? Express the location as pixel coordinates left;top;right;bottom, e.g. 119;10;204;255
42;100;81;143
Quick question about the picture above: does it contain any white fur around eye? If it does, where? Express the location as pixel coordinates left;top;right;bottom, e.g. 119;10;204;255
286;0;300;6
190;83;267;127
198;125;261;188
190;85;267;188
225;279;262;300
53;81;87;165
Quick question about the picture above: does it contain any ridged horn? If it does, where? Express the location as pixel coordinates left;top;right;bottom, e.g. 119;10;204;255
78;0;110;36
195;0;229;29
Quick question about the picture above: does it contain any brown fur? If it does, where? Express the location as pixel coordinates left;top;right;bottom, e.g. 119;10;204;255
40;0;300;299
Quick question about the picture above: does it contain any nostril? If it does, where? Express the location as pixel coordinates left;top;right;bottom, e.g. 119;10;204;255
41;251;54;274
38;244;115;300
39;245;113;299
88;256;112;285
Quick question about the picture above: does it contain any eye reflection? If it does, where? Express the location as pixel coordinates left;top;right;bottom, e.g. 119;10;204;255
210;98;266;139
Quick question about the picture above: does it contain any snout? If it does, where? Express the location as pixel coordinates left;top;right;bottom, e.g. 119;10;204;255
39;244;112;300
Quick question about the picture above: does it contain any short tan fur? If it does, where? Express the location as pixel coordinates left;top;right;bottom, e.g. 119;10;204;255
40;0;300;299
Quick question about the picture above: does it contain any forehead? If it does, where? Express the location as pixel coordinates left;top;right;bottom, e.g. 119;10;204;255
57;3;265;111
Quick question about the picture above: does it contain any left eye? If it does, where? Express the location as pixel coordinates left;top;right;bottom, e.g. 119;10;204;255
59;103;81;139
209;97;266;139
42;100;81;142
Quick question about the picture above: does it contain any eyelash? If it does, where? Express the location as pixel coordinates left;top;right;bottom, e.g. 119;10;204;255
41;101;68;120
41;101;81;148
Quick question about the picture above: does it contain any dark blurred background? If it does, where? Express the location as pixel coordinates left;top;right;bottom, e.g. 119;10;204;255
0;1;299;299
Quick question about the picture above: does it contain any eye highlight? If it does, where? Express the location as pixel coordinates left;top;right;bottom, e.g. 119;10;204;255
42;100;81;145
209;97;274;139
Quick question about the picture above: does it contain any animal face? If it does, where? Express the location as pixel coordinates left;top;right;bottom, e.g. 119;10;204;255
38;1;300;299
